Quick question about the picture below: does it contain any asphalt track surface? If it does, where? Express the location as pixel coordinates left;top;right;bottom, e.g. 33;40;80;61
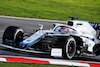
0;16;100;64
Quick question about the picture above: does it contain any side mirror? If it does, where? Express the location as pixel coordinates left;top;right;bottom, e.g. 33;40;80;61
39;24;43;30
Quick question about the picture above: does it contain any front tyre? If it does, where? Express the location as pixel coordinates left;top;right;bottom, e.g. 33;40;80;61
2;26;24;46
63;37;76;59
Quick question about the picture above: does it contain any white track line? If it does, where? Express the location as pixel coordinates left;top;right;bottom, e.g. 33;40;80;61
0;58;7;62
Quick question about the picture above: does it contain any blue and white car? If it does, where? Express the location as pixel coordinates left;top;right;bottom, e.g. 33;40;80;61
2;16;100;59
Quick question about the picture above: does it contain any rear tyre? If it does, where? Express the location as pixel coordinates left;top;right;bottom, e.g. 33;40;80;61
56;36;76;59
64;37;76;59
2;26;24;46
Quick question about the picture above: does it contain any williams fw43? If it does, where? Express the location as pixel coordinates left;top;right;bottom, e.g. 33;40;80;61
1;16;100;59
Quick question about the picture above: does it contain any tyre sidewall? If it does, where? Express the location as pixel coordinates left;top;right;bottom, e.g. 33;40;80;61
14;28;24;41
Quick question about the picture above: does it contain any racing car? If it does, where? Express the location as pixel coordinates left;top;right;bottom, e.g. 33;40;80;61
2;16;100;59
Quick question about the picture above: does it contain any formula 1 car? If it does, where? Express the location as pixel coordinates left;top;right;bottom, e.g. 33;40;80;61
1;16;100;59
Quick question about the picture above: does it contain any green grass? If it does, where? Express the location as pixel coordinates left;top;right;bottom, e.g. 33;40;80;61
0;62;73;67
0;0;100;22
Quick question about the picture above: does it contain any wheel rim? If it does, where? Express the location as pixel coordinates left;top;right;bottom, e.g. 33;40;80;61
15;31;23;44
68;41;75;56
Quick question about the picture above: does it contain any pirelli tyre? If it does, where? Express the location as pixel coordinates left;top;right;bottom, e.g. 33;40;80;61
2;26;24;46
64;37;76;59
56;36;76;59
